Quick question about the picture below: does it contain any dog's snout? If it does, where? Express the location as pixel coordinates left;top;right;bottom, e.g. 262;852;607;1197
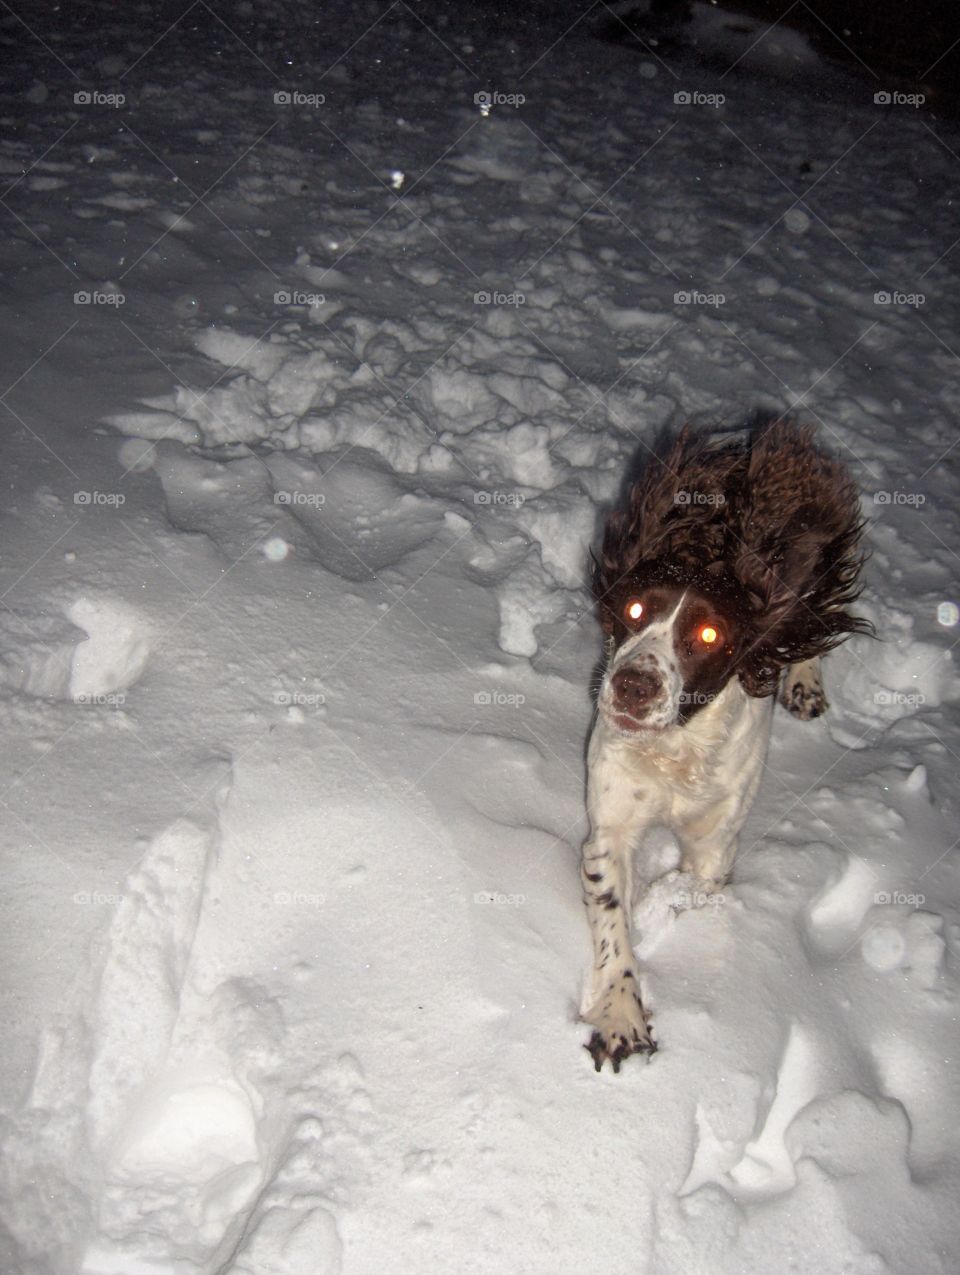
611;667;663;714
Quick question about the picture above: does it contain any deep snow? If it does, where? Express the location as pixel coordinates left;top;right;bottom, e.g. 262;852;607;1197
1;2;959;1272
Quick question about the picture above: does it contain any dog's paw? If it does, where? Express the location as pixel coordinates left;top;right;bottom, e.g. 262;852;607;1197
583;973;656;1073
780;675;828;720
671;868;728;902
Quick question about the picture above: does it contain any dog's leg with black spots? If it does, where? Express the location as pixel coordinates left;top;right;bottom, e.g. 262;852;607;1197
580;730;659;1073
779;656;828;720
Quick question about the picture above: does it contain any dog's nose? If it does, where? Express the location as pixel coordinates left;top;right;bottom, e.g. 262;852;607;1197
611;667;662;714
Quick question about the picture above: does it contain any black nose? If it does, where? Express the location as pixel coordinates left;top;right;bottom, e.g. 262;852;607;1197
611;667;662;714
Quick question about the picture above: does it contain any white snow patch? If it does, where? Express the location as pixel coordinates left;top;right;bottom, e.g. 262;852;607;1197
69;596;151;701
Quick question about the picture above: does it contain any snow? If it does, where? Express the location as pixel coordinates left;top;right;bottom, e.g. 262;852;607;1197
1;1;959;1272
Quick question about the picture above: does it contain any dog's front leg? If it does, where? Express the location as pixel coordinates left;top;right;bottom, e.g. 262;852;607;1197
676;792;747;887
677;699;772;885
580;733;658;1072
581;834;655;1071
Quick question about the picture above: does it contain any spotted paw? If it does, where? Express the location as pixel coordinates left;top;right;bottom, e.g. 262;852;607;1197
780;677;828;720
583;973;657;1073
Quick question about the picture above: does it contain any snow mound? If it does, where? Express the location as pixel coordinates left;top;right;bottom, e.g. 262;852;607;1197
265;452;447;579
829;603;959;742
69;596;151;702
0;608;81;699
111;1068;260;1183
108;307;611;657
0;596;149;702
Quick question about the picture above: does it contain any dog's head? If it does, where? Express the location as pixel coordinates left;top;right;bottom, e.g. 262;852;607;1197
592;421;872;735
595;568;752;733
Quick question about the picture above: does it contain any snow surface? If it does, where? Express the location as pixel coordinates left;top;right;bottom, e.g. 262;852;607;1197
1;1;959;1272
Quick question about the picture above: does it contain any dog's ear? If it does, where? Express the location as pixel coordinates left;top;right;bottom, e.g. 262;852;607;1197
731;428;873;695
735;524;872;696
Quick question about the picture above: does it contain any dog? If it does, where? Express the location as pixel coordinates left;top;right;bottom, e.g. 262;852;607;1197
580;419;871;1072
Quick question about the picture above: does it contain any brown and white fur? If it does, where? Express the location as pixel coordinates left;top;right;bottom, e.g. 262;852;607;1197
581;420;870;1072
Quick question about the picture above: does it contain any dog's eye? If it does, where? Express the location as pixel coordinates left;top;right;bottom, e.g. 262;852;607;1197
698;623;721;645
624;599;644;622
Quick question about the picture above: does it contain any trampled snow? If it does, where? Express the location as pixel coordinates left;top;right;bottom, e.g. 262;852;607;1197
1;2;959;1272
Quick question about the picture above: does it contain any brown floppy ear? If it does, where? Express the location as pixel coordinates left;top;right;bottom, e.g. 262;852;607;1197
735;527;872;697
731;422;872;695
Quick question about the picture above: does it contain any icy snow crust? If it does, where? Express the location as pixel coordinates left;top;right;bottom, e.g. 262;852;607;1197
1;2;959;1272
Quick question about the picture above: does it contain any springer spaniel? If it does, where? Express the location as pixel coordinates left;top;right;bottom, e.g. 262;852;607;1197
581;419;870;1072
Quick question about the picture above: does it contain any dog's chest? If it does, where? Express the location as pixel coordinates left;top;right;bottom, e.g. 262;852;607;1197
589;687;773;825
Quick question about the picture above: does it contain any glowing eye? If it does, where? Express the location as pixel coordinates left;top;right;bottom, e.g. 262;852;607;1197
699;624;719;645
626;599;644;621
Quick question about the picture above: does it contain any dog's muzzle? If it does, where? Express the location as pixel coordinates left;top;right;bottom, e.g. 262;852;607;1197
604;663;670;731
